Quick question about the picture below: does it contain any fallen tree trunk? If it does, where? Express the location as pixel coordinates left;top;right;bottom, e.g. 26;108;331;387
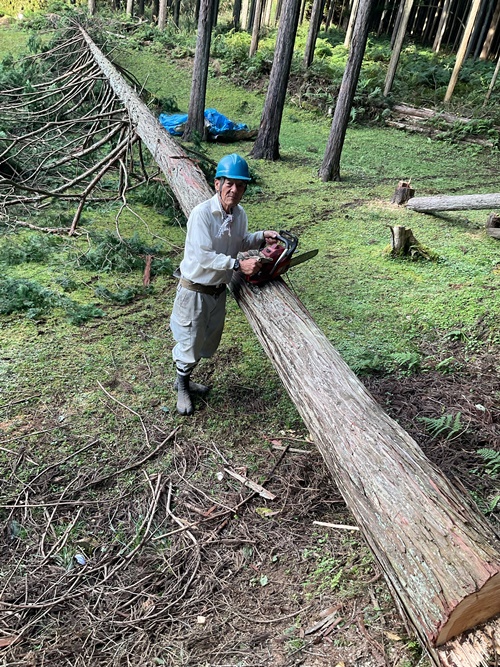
385;120;496;147
230;276;500;657
79;26;213;217
80;26;500;665
407;193;500;212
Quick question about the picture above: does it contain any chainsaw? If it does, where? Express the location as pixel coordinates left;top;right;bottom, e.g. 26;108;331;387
242;230;318;286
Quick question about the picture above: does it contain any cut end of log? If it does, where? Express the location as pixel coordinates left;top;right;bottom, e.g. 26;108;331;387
435;571;500;646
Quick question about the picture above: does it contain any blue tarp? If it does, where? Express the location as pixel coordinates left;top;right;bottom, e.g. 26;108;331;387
159;108;249;137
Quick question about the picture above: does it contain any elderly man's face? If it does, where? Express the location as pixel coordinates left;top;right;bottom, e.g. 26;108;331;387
215;178;247;212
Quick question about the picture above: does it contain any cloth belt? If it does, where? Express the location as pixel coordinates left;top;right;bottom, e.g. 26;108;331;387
179;278;226;296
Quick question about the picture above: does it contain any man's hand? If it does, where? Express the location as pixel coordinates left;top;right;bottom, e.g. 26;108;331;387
263;230;279;245
239;257;262;276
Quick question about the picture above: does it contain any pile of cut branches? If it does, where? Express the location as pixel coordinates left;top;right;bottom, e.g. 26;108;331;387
0;26;159;235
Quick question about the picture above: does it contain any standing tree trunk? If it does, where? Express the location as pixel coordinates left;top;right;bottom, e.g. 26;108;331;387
485;52;500;102
233;0;243;28
303;0;325;66
319;0;375;181
344;0;361;46
432;0;452;51
173;0;181;25
88;0;96;14
480;0;500;58
383;0;415;94
126;0;134;16
249;0;264;56
183;0;215;141
250;0;302;160
158;0;168;29
473;0;495;58
444;0;483;102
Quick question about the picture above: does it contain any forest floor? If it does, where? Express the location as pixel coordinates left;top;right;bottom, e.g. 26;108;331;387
1;19;500;667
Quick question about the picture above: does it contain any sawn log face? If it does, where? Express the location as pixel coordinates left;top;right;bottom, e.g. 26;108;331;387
231;276;500;648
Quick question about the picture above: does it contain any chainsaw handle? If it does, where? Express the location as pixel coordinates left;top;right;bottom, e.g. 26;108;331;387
277;230;298;256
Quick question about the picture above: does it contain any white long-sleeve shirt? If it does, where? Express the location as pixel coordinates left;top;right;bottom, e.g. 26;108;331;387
179;194;264;286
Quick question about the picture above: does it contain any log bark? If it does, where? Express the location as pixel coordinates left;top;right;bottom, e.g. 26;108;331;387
80;26;500;664
230;276;500;652
406;193;500;212
78;27;213;219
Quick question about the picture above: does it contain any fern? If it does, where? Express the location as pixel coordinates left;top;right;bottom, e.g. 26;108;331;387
418;412;463;440
477;448;500;478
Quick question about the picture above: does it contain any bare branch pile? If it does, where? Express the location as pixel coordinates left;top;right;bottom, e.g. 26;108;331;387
0;29;149;235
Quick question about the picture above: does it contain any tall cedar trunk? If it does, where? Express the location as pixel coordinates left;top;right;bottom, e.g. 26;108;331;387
137;0;145;16
126;0;134;16
344;0;360;46
303;0;325;66
432;0;452;51
383;0;416;95
233;0;243;28
425;0;443;45
78;27;213;217
319;0;375;181
81;28;500;662
325;0;335;30
444;0;483;102
250;0;302;160
183;0;215;141
406;192;500;211
230;276;500;654
480;0;500;58
390;0;404;47
249;0;264;56
158;0;168;30
466;0;492;58
88;0;96;14
473;0;495;58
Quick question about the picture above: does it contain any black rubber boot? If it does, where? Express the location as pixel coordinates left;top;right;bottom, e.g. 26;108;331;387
176;372;194;416
173;377;209;395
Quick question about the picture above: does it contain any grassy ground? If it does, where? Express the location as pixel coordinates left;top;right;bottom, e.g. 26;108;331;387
1;20;499;667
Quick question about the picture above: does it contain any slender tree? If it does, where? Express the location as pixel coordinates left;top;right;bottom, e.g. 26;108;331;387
480;0;500;58
319;0;375;181
88;0;96;14
344;0;360;46
249;0;264;56
183;0;216;140
432;0;452;51
383;0;415;95
303;0;325;67
250;0;302;160
233;0;243;28
158;0;168;29
444;0;482;102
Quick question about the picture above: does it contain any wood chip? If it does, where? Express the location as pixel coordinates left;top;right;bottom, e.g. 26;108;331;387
224;468;276;500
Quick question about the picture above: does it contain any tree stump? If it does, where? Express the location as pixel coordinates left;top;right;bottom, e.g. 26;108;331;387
391;180;415;205
486;213;500;239
389;225;434;259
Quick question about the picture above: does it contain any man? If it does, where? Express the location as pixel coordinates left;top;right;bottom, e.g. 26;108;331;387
170;153;278;415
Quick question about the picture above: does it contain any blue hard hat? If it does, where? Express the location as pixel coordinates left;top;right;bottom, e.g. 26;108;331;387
215;154;251;181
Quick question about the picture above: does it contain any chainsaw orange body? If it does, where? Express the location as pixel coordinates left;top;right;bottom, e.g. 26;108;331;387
245;231;298;286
